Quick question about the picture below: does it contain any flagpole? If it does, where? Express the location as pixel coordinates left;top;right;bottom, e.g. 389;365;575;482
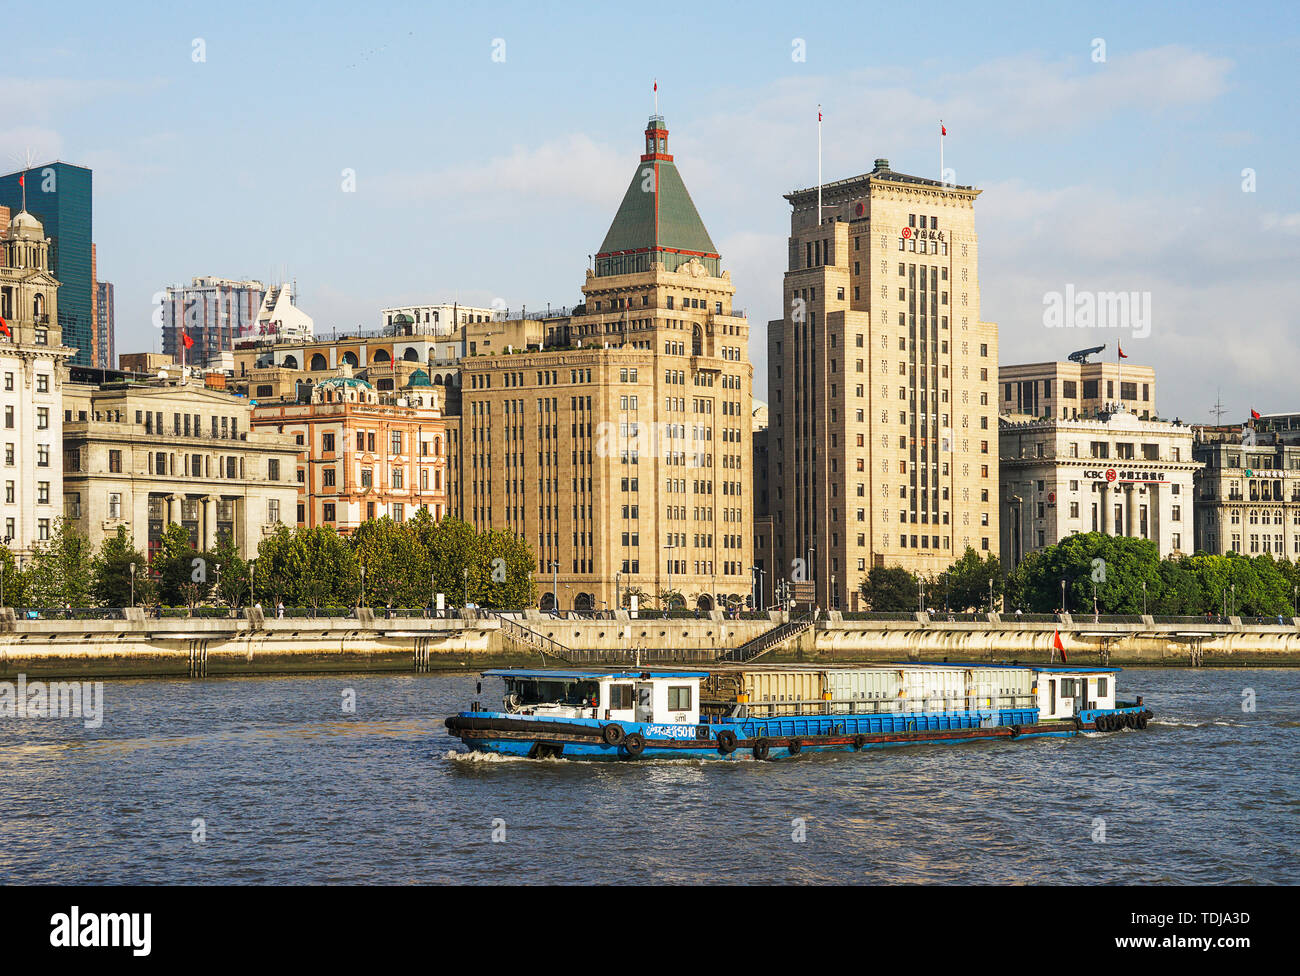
817;105;822;225
940;121;944;182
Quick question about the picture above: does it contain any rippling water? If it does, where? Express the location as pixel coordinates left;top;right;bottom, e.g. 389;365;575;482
0;668;1295;884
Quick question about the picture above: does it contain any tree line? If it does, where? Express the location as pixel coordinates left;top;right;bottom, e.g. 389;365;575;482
858;534;1300;617
0;509;536;612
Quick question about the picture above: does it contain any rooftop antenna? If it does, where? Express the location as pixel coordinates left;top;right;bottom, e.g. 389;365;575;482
1210;388;1227;425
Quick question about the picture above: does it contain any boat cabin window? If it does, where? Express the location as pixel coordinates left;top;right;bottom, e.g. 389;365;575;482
505;678;599;706
608;683;634;709
667;685;692;711
1097;677;1108;697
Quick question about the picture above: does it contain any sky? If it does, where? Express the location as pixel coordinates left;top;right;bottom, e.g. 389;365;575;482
3;0;1297;422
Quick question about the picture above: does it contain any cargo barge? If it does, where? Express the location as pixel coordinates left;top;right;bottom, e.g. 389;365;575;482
444;663;1153;760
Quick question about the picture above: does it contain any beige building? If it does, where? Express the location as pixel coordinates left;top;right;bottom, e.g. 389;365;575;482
767;159;998;609
1193;424;1300;558
0;207;74;556
61;380;300;558
1001;357;1157;421
457;114;753;613
999;408;1200;568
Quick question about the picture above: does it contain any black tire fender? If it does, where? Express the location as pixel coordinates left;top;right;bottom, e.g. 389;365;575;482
601;723;625;746
787;738;803;756
623;732;645;757
852;733;867;750
1137;714;1148;730
1007;724;1022;739
752;737;771;760
716;729;738;754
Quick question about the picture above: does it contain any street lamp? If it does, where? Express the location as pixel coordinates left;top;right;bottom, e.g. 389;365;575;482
463;566;469;608
129;561;136;608
360;564;367;608
214;563;222;609
1142;579;1147;615
989;578;994;614
549;560;559;613
663;544;675;615
248;559;256;610
1061;578;1067;614
615;570;622;612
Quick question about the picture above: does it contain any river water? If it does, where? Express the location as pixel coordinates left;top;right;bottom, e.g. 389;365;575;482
0;668;1294;885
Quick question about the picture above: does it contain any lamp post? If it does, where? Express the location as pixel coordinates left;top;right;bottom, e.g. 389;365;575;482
2;559;6;609
1061;578;1066;614
214;563;222;610
830;573;836;611
663;544;675;615
1230;582;1235;617
615;571;622;612
1142;579;1147;615
462;566;469;609
360;564;367;608
549;560;558;613
129;561;136;608
248;559;255;610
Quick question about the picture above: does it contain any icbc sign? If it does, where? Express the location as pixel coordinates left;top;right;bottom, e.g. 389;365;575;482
1105;468;1118;483
901;226;912;239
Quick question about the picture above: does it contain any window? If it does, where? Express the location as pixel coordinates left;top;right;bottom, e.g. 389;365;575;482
109;450;123;473
37;407;49;430
322;432;336;452
107;493;122;519
608;684;634;710
37;482;50;504
323;503;336;522
36;374;49;393
323;468;336;487
268;459;280;481
3;406;11;429
667;686;692;711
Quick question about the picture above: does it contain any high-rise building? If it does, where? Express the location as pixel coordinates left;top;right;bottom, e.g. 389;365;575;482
0;207;76;555
1000;357;1157;421
0;163;95;367
766;159;999;609
458;115;754;613
95;280;115;370
159;276;266;367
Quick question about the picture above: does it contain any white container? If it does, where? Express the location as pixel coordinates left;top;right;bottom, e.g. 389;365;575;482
967;667;1033;707
825;668;902;713
741;669;827;716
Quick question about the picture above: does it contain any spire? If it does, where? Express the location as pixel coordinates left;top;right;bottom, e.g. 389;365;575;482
595;115;720;278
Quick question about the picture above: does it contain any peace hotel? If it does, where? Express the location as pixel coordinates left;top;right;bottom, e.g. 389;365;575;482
457;115;753;613
766;160;999;609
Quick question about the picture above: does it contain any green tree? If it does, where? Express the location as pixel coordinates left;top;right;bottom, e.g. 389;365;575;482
208;530;248;610
152;522;205;607
859;565;917;611
474;527;536;610
252;523;305;607
941;545;1004;611
91;526;153;608
0;542;29;609
418;515;478;606
299;525;360;607
353;517;425;607
24;518;94;608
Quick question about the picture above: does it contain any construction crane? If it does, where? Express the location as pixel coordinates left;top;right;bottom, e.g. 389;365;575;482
1068;344;1106;364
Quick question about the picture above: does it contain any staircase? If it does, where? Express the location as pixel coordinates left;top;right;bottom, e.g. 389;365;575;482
719;613;815;663
479;611;578;665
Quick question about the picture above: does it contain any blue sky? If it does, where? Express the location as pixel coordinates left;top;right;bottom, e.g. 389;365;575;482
4;0;1298;419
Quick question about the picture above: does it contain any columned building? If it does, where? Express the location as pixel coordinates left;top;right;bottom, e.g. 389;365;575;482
767;159;998;609
61;381;300;558
1000;358;1157;421
0;207;74;556
999;408;1200;568
1193;424;1300;558
458;115;753;613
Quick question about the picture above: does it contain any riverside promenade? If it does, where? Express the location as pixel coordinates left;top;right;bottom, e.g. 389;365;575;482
3;606;1300;679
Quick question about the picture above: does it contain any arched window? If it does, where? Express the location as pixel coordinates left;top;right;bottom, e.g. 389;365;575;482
402;347;419;362
341;351;358;366
282;354;299;369
33;293;45;320
310;353;328;371
372;349;391;363
692;323;702;357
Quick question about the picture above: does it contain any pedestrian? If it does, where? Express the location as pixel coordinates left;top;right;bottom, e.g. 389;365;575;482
276;600;284;619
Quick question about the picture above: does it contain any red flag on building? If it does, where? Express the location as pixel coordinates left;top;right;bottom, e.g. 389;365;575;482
0;316;9;337
182;330;194;350
1118;345;1128;359
17;174;23;189
941;122;947;136
1251;408;1261;419
1053;629;1068;663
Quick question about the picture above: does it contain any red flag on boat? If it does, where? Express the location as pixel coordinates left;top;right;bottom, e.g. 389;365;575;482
1053;629;1068;663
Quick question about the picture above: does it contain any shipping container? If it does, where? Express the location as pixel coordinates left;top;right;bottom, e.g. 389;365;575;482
967;668;1034;707
898;667;967;711
825;668;902;713
739;669;827;717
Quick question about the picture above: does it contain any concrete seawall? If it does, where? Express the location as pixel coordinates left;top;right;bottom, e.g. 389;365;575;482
2;608;1299;679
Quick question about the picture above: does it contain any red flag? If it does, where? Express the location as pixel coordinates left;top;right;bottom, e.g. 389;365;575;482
182;330;194;350
17;174;23;188
1053;629;1068;663
818;109;822;122
0;316;9;337
653;80;657;93
1118;345;1128;359
1251;408;1261;420
941;122;947;136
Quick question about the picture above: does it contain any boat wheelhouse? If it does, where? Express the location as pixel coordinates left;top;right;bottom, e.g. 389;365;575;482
444;663;1152;761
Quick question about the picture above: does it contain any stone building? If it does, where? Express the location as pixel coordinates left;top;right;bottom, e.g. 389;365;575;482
1193;423;1300;558
766;158;999;609
61;379;300;558
457;114;753;613
250;370;449;533
0;207;75;556
1000;357;1157;421
999;408;1200;568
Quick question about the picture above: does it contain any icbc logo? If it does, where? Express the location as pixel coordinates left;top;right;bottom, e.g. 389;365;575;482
1105;468;1118;483
901;226;912;239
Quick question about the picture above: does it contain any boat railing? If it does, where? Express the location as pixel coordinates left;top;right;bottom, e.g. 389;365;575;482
731;693;1037;718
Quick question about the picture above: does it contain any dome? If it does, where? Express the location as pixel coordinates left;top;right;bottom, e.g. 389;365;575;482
6;210;44;241
405;369;431;387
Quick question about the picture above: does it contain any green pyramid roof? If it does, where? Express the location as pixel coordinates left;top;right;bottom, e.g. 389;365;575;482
595;117;719;276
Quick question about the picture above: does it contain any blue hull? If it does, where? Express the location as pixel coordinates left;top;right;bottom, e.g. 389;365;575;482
445;706;1152;761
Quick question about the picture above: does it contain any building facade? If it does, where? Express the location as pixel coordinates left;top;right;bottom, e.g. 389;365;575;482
249;372;449;533
95;280;115;370
159;276;266;367
458;115;753;613
767;158;999;609
1193;424;1300;559
0;209;74;556
0;163;95;368
999;409;1199;568
1000;358;1157;421
61;380;300;558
